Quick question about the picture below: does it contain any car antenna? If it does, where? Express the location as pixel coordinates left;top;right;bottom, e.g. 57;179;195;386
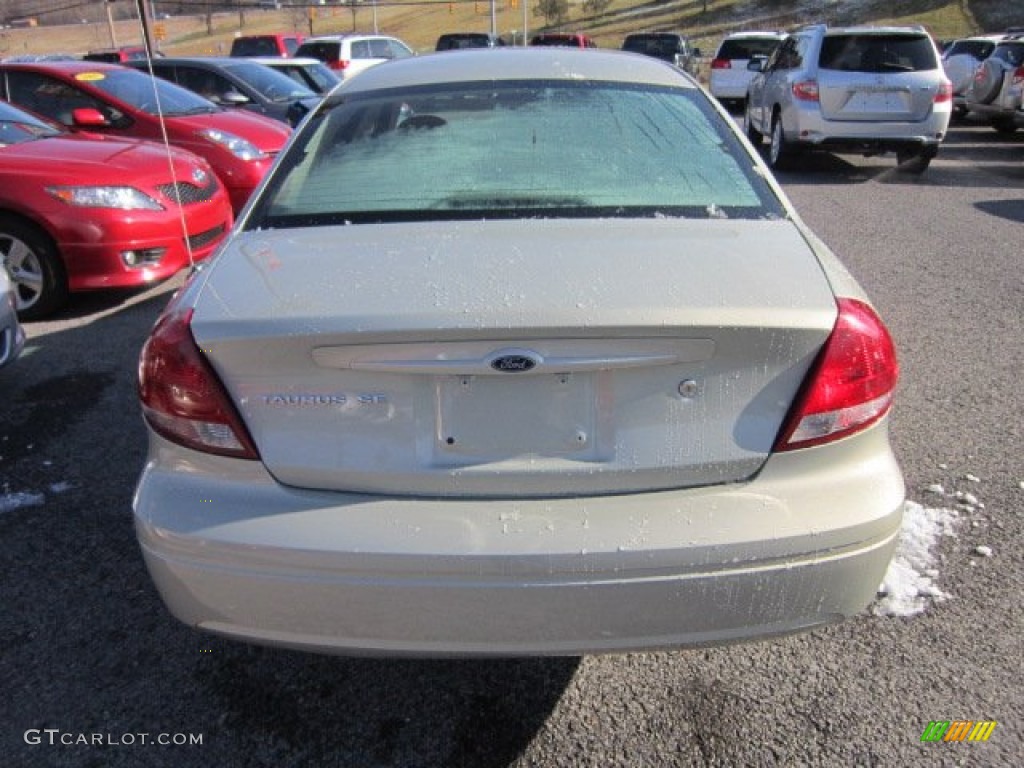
133;0;196;273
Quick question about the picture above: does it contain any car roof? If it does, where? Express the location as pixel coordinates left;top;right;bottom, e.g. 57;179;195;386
334;48;695;95
244;56;323;66
816;25;932;37
301;34;398;43
722;30;786;39
0;60;129;76
625;32;686;39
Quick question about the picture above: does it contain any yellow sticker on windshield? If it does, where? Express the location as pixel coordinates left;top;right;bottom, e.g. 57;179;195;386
75;72;106;82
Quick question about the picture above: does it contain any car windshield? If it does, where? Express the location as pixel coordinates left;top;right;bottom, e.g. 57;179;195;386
84;68;219;115
819;34;938;72
228;61;317;101
248;79;784;228
716;37;782;59
0;101;64;144
943;39;996;60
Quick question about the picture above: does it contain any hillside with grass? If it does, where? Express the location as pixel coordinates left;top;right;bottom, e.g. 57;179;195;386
1;0;1021;61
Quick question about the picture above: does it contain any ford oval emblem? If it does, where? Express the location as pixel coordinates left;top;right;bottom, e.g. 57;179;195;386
490;354;538;373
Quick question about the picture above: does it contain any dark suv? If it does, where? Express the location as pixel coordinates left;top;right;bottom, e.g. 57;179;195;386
436;33;504;51
621;33;700;76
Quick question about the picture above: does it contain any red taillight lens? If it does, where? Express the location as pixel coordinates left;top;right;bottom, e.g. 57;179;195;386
934;80;953;103
139;307;259;459
792;80;819;102
329;59;350;71
710;58;731;69
774;299;899;451
1013;66;1024;87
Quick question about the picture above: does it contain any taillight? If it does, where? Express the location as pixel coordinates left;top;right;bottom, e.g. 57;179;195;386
711;58;731;69
792;80;819;102
934;80;953;103
1013;66;1024;87
138;306;259;459
774;299;898;451
329;59;350;71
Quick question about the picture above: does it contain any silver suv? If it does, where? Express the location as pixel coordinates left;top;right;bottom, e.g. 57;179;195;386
963;37;1024;133
745;25;952;173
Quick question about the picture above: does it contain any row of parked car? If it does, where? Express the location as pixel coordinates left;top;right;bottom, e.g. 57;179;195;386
2;22;1016;327
941;32;1024;133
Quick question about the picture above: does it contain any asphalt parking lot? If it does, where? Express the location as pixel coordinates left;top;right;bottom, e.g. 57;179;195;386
1;120;1022;767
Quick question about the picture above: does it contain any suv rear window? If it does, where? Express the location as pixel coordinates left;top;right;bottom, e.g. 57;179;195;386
296;41;340;62
819;34;938;72
623;35;685;58
715;38;782;60
944;39;997;60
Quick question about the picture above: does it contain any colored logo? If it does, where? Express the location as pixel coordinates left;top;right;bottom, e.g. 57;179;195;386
920;720;997;742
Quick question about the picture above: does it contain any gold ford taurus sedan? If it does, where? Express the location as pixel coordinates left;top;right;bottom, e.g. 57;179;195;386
134;48;904;656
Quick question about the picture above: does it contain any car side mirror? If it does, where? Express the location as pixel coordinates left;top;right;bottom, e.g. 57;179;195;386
219;90;251;106
70;107;108;127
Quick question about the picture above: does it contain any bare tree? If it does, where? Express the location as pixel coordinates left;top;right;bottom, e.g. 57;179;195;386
535;0;570;26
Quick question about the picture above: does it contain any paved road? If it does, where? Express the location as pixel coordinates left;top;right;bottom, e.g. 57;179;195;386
1;122;1021;767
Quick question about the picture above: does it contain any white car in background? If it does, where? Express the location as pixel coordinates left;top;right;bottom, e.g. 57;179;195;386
709;30;786;108
294;34;414;81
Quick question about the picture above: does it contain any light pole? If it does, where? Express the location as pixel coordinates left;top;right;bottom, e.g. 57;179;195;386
105;0;119;49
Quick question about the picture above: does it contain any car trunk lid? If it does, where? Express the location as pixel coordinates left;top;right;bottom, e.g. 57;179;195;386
191;218;837;497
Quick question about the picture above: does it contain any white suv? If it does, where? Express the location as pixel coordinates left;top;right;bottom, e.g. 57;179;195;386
294;35;413;81
709;31;786;108
745;25;952;173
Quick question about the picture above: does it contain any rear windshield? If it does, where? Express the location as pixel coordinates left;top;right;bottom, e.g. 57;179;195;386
819;34;938;72
532;36;585;47
231;38;280;56
943;39;996;60
296;41;340;62
247;80;784;229
437;35;493;51
623;35;684;57
715;37;782;60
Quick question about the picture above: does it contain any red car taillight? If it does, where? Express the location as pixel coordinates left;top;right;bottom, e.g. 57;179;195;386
934;80;953;103
792;80;820;102
139;307;259;459
710;58;731;69
329;59;350;71
774;299;899;452
1013;66;1024;87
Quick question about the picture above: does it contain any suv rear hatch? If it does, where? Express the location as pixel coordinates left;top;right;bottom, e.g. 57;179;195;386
192;218;837;498
817;32;941;122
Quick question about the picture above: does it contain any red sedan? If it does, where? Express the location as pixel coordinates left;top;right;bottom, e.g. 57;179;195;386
0;61;291;213
0;100;233;319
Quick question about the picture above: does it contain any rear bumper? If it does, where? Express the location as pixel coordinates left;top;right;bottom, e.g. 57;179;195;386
134;423;904;656
786;102;950;152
